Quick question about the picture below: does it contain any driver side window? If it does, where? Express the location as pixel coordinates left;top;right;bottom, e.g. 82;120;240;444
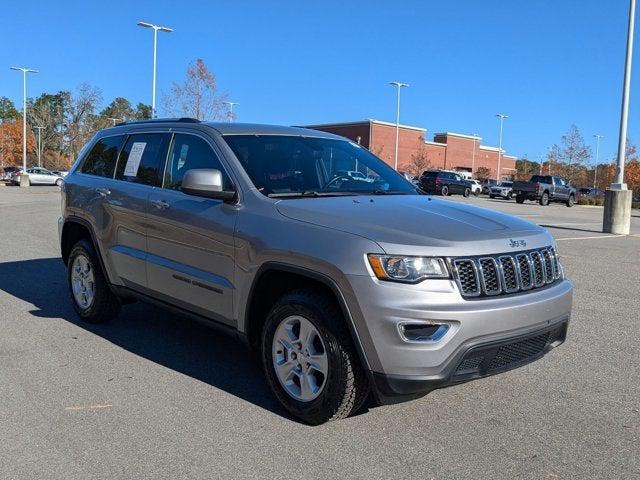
164;134;231;192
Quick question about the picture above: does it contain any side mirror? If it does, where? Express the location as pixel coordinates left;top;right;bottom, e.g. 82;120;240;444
181;168;236;202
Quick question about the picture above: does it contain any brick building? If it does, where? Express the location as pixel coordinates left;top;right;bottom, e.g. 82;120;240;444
306;119;516;180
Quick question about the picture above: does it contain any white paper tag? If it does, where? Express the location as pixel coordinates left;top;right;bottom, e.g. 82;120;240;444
124;142;147;177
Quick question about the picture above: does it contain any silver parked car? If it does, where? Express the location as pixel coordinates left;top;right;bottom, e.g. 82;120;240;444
13;167;64;186
59;119;573;424
489;181;514;199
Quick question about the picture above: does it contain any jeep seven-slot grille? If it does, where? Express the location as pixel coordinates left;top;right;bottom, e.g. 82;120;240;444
452;247;562;298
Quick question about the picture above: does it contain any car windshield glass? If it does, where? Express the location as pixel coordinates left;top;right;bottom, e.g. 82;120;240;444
223;135;417;197
500;182;513;187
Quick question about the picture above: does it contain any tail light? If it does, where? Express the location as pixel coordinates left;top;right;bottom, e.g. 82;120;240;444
535;182;541;192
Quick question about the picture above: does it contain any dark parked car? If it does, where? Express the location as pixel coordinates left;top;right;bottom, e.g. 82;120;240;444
512;175;577;206
419;170;471;197
480;179;497;194
578;187;604;198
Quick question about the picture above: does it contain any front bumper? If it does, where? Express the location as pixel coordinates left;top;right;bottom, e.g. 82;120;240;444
344;274;573;402
372;319;568;403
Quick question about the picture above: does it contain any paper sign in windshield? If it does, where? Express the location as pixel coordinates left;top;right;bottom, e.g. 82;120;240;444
124;142;147;177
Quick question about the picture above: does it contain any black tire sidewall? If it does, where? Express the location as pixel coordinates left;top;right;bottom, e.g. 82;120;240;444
463;188;470;197
540;193;549;206
67;239;117;322
441;186;449;196
261;293;359;425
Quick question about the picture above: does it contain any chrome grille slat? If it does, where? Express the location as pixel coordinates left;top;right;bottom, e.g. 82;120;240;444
478;258;502;295
498;255;520;293
453;259;481;297
452;247;562;299
530;251;546;287
516;253;533;290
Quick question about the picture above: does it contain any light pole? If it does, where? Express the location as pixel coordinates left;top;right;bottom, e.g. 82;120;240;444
34;126;44;167
495;113;508;182
10;67;38;181
137;21;173;118
603;0;635;234
223;101;239;122
593;134;603;189
108;117;123;126
471;133;478;174
389;81;409;170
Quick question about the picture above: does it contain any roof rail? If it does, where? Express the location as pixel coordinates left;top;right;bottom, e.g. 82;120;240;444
115;117;201;126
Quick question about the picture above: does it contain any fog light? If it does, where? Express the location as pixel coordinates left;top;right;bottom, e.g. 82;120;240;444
398;323;450;343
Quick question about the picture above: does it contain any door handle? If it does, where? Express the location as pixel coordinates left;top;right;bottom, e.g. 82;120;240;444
151;199;170;210
95;188;110;197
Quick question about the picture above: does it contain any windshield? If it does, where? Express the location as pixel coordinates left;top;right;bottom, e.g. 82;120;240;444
223;135;417;197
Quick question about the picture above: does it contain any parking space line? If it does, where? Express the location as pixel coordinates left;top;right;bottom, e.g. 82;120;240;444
556;234;626;241
65;404;113;411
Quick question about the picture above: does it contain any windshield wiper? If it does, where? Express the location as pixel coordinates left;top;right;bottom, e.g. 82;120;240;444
268;191;359;198
366;190;411;195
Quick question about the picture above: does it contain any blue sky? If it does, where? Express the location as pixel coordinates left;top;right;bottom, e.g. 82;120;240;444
1;0;637;163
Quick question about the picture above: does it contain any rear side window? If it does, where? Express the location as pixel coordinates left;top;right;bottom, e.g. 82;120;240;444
164;134;232;191
115;133;170;186
80;135;125;177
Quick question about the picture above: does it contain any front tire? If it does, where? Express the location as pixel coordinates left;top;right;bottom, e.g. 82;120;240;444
516;194;525;204
67;239;120;323
566;194;575;207
440;185;449;196
463;187;470;197
55;178;63;187
261;290;369;425
489;194;495;199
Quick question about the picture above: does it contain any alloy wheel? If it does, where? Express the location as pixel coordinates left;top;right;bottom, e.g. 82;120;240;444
272;315;328;402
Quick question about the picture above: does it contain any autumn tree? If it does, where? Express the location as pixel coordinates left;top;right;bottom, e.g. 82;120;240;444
475;166;492;182
403;136;431;176
164;59;228;120
0;97;20;121
514;157;541;180
0;121;37;166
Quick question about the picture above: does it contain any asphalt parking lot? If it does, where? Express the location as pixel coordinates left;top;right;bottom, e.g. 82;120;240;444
1;186;638;480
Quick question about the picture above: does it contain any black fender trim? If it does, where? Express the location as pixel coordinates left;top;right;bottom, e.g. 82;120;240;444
245;262;376;389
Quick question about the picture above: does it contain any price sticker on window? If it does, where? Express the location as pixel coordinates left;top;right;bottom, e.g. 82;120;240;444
124;142;147;177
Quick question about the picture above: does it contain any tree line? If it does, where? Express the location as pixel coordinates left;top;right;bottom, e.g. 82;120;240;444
0;58;229;171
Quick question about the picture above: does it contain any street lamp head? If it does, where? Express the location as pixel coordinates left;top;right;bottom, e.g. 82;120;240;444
10;66;38;74
138;21;173;32
496;113;508;119
389;81;409;88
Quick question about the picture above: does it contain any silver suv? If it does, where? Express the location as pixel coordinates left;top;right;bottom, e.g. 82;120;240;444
59;119;573;424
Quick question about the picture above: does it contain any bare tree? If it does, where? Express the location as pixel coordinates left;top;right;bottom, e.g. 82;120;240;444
164;59;228;120
64;84;103;159
405;137;431;176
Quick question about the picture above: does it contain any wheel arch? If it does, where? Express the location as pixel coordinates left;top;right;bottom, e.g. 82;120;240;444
243;262;372;372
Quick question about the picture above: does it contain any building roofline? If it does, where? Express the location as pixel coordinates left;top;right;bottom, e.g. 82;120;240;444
424;140;446;148
434;132;482;141
304;119;426;132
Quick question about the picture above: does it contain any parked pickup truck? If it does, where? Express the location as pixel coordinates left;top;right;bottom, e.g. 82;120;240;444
513;175;577;207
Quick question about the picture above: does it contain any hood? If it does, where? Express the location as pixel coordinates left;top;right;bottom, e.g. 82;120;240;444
275;195;553;256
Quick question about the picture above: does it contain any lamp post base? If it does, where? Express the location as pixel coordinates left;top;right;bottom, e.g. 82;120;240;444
19;174;30;188
602;189;633;234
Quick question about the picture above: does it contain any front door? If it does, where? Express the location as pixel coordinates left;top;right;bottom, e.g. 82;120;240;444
145;132;237;325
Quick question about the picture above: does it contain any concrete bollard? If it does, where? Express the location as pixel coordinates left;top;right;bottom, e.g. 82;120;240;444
602;189;633;234
19;174;30;188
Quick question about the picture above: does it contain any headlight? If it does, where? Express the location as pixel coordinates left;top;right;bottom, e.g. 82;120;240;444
367;254;449;283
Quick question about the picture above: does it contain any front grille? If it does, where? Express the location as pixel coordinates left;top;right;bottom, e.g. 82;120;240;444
452;247;563;298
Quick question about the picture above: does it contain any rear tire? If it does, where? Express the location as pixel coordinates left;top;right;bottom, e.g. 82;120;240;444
516;194;525;204
55;178;63;187
463;188;470;198
539;192;550;206
473;189;480;197
67;239;120;323
261;289;370;425
441;185;449;196
489;194;495;199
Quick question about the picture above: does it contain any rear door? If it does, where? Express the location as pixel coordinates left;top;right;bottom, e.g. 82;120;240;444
553;177;569;200
145;131;238;324
107;132;171;290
